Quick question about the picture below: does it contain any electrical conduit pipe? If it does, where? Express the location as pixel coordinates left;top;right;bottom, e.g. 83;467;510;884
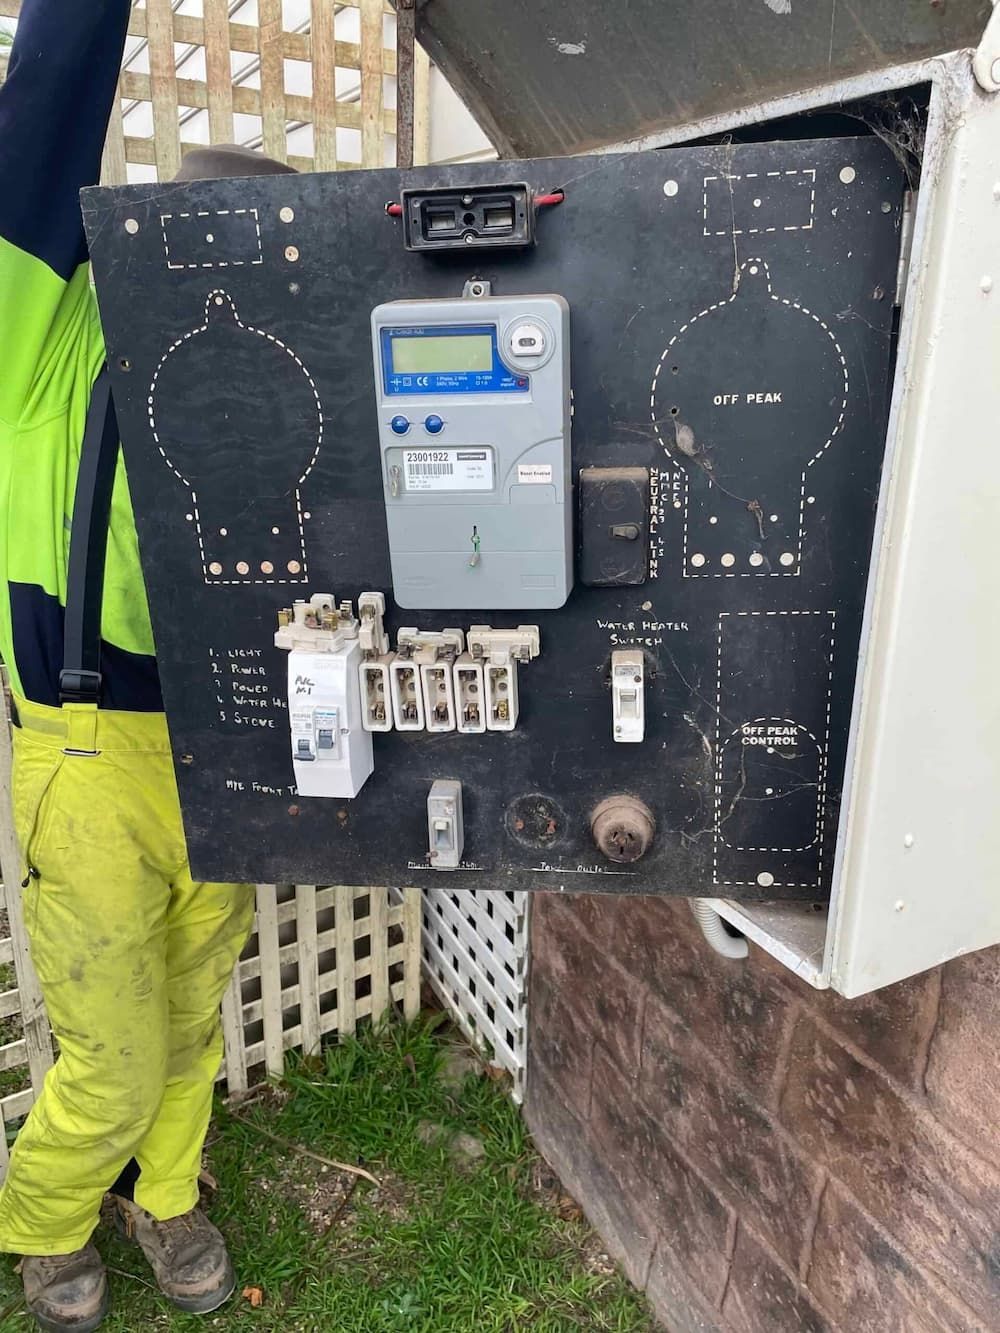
690;900;749;960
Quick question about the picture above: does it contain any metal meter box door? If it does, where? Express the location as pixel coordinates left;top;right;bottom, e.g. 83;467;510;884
82;137;904;896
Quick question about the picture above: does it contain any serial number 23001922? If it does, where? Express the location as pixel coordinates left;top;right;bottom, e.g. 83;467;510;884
406;450;450;463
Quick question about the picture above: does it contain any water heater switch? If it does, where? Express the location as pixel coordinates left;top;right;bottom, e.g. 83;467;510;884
611;649;645;743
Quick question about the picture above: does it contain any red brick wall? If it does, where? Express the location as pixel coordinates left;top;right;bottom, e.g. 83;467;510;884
524;893;1000;1332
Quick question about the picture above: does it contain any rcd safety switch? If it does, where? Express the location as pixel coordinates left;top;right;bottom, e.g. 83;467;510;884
370;293;572;610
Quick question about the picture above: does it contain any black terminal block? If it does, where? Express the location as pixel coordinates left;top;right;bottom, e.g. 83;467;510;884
401;182;534;251
579;467;650;586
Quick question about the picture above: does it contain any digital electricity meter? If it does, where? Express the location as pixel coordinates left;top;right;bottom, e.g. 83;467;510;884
370;292;572;609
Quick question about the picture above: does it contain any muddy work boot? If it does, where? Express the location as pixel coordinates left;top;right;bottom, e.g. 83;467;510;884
21;1243;109;1333
115;1199;235;1314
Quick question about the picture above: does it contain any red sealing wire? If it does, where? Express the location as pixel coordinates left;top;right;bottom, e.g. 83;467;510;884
385;190;564;218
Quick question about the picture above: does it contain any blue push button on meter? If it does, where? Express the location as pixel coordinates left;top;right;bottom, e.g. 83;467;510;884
371;292;572;611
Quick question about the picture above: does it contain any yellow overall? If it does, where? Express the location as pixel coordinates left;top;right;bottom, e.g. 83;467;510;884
0;698;255;1256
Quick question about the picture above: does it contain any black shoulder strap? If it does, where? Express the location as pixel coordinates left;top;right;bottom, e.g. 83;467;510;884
59;367;120;707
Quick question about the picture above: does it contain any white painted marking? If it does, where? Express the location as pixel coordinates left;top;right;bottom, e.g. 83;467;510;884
147;289;322;586
702;168;816;236
713;612;837;887
650;258;850;579
160;207;263;270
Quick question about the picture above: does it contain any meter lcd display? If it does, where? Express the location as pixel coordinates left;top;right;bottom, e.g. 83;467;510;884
391;332;493;374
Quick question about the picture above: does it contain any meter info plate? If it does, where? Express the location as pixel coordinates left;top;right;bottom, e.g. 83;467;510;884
83;137;904;899
403;449;494;492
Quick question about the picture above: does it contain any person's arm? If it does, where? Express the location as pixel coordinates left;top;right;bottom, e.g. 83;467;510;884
0;0;131;425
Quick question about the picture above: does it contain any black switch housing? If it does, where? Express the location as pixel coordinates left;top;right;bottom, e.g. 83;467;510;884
578;466;650;586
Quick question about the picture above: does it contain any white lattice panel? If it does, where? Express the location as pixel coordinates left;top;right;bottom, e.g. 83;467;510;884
418;889;530;1101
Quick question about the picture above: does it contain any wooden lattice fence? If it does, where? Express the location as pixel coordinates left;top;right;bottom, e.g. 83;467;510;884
0;0;430;178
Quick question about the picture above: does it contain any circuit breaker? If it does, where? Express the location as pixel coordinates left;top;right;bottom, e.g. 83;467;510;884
274;594;373;799
84;134;904;898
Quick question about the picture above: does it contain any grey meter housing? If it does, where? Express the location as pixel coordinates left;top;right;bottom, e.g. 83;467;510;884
371;292;572;609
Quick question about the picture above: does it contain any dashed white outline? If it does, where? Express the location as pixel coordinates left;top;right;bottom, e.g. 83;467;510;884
712;610;836;890
161;208;264;270
716;717;825;852
147;289;322;586
650;258;849;579
702;168;816;236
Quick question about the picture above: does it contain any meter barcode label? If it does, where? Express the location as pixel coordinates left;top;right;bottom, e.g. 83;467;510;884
403;448;493;492
409;462;454;478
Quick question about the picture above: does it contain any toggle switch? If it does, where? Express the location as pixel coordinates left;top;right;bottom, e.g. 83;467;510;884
611;649;645;743
427;779;464;870
610;523;641;541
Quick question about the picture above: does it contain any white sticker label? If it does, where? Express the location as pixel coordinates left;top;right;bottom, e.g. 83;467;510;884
517;463;553;485
403;448;494;492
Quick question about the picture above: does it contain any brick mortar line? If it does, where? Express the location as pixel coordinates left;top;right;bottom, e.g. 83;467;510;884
633;984;649;1079
733;1219;837;1326
798;1170;828;1284
780;1003;1000;1184
768;993;804;1111
716;1216;739;1318
914;965;943;1095
638;990;822;1170
815;1178;991;1332
638;1236;656;1293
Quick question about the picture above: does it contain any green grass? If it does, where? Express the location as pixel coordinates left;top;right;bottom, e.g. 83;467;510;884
0;1019;656;1332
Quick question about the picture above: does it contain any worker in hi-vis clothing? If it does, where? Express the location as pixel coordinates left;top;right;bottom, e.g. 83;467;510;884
0;4;296;1329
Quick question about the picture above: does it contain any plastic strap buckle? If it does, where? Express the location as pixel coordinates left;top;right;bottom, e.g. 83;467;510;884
58;669;103;707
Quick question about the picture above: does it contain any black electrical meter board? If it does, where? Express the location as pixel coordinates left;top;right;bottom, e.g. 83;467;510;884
82;137;904;899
